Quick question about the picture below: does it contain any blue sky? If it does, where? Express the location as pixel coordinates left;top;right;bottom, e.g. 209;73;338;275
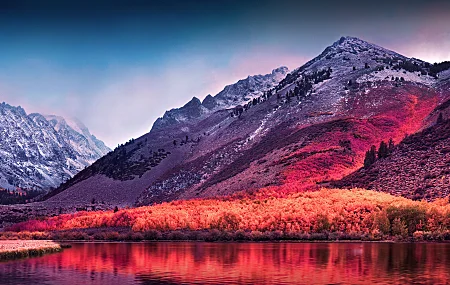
0;0;449;147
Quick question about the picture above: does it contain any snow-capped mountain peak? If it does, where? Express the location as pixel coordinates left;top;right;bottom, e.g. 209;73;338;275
331;36;397;55
0;103;111;190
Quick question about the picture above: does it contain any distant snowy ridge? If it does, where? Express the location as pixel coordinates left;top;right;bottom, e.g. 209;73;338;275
0;102;111;190
151;66;289;131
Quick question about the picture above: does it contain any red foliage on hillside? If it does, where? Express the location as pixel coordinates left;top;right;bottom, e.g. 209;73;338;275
279;86;438;192
335;117;450;200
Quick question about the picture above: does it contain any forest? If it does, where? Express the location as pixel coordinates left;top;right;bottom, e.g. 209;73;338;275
5;188;450;242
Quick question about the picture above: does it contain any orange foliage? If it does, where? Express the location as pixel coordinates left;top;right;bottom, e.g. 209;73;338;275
9;189;450;239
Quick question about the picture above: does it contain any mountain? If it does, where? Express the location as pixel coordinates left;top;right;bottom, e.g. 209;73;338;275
41;36;450;208
0;103;111;191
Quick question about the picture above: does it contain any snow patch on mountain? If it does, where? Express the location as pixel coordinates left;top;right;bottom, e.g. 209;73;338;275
357;68;435;85
45;115;111;160
214;66;289;109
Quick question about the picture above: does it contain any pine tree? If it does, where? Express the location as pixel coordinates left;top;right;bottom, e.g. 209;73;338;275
378;141;388;159
364;145;377;168
388;138;395;154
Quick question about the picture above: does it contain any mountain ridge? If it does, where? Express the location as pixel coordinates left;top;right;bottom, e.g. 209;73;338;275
151;66;289;131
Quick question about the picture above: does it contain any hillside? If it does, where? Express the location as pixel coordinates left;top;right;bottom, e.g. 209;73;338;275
39;36;449;209
335;103;450;200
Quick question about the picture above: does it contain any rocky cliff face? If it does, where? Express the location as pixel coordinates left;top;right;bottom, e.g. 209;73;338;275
0;103;110;190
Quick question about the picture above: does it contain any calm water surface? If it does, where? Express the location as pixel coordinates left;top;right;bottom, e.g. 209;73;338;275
0;242;449;284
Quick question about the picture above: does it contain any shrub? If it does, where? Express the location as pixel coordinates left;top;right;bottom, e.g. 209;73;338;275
103;231;120;241
201;229;222;242
144;230;162;240
167;231;188;240
413;231;424;241
372;211;391;234
233;230;251;241
386;205;427;235
213;212;241;231
391;218;408;238
314;214;330;232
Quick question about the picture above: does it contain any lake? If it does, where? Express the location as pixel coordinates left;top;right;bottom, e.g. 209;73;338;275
0;242;449;284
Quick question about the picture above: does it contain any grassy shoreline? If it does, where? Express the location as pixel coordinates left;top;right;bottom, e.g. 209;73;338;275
0;240;69;261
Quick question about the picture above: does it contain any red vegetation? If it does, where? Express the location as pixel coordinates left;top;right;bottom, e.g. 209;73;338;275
336;117;450;200
8;189;450;240
280;85;438;191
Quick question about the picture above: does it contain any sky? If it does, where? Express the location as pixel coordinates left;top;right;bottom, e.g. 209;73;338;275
0;0;449;148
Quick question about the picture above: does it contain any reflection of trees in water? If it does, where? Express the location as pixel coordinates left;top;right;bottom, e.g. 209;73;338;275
1;243;449;284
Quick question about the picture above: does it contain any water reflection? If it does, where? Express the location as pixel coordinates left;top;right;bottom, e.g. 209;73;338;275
0;242;449;284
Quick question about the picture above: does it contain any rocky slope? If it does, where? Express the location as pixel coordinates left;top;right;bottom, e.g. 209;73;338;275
0;103;110;191
41;36;450;208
